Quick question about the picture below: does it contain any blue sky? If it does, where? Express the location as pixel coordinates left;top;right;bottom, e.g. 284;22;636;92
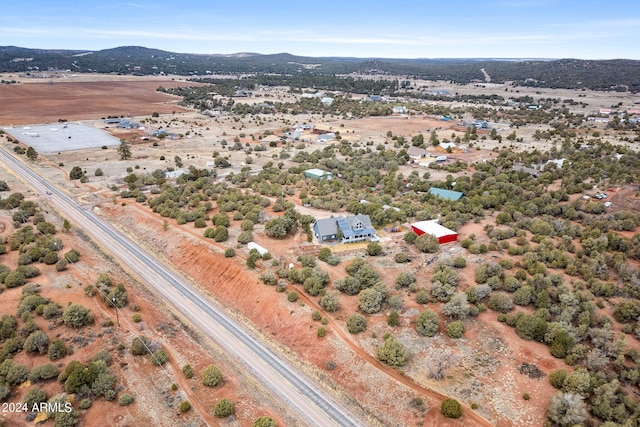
2;1;639;59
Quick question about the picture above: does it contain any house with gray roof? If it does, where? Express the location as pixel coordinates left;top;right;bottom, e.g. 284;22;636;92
313;214;377;243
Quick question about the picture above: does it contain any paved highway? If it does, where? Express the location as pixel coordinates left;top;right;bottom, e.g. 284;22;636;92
0;145;364;427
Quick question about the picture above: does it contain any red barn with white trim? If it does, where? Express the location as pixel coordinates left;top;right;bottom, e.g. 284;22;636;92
411;220;458;244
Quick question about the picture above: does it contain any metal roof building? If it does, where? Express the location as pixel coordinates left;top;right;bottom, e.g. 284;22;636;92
428;187;464;201
304;168;333;180
411;220;458;244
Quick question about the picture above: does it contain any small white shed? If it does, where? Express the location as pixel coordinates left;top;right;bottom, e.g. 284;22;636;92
248;242;268;256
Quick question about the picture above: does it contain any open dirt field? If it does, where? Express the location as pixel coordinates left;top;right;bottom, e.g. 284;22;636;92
0;79;194;126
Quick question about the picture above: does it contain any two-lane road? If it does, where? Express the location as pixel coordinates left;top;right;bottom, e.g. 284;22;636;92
0;145;363;427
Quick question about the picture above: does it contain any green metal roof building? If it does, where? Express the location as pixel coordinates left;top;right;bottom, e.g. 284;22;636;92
428;187;464;201
304;168;333;180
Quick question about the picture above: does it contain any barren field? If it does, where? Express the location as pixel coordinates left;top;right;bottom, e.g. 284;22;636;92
2;73;638;426
0;79;194;125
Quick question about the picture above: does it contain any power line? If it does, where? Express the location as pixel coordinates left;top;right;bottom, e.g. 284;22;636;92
92;284;220;425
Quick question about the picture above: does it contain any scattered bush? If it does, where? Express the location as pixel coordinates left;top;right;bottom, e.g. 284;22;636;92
414;233;439;253
179;400;192;412
62;303;94;328
387;310;400;327
152;349;169;366
487;292;513;313
130;336;151;356
214;398;234;417
347;314;367;334
24;387;47;408
202;365;222;387
93;349;112;366
550;369;567;389
118;393;134;406
253;416;277;427
446;321;465;339
441;398;462;418
416;310;439;337
394;252;409;263
48;339;68;361
377;335;407;367
366;242;382;256
174;365;191;381
28;363;58;381
24;330;49;354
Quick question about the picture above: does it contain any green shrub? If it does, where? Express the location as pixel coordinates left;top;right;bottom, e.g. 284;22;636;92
416;289;429;304
453;256;467;268
318;247;332;262
441;398;462;418
202;364;222;387
416;310;439;337
317;327;327;337
414;233;439;253
224;248;236;257
549;369;567;389
377;335;407;368
24;387;47;408
446;321;464;338
287;291;299;302
48;339;68;361
404;231;417;243
62;303;94;328
179;400;192;412
93;349;112;366
214;398;234;417
366;242;382;256
394;252;409;263
346;314;367;334
118;393;134;406
24;330;49;354
487;292;513;313
253;416;276;427
152;349;169;366
387;310;400;327
182;364;194;379
130;336;151;356
28;363;58;381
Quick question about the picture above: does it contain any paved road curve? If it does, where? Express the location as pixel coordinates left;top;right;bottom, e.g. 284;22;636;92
0;145;364;427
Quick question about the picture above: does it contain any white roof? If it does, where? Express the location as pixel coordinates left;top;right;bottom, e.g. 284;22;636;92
411;220;457;238
305;168;328;175
247;241;268;255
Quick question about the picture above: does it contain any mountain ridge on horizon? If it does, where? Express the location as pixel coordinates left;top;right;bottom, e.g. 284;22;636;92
0;44;568;61
1;45;638;92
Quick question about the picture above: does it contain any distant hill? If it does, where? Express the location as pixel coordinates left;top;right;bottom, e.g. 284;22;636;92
1;45;638;91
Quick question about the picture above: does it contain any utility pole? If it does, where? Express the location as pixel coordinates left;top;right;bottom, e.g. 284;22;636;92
112;297;120;327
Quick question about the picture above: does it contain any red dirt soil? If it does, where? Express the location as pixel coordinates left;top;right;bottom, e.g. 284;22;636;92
0;80;195;125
